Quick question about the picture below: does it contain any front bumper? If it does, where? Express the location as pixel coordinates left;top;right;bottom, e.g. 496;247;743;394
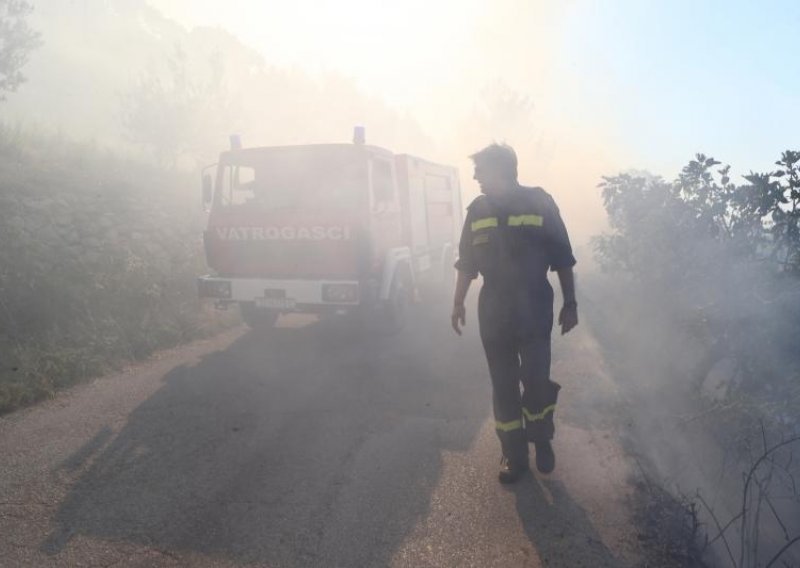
197;276;361;311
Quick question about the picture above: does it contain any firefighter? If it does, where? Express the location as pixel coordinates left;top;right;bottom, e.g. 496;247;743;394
451;143;578;484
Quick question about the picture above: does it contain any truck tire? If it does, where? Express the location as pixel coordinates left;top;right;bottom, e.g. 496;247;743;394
419;248;454;308
239;302;279;332
383;264;412;334
439;247;456;300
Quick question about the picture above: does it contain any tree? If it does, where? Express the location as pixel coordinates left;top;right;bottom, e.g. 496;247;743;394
0;0;41;99
593;153;800;565
122;44;236;168
457;81;540;151
742;151;800;272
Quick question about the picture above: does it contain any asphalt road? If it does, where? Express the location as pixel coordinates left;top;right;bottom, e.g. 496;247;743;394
0;302;644;567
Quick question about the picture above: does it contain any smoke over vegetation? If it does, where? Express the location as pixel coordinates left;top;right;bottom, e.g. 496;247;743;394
587;153;800;565
2;1;800;565
1;0;624;243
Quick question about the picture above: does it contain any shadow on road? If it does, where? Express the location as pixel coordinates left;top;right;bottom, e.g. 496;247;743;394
41;307;490;566
511;475;626;568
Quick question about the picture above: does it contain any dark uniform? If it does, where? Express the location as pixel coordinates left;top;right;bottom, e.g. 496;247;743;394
455;185;576;468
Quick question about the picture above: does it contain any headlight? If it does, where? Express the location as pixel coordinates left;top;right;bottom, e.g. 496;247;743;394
199;279;232;299
322;283;359;303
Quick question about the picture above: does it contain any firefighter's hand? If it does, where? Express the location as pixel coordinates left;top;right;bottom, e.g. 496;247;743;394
559;302;578;335
451;303;466;336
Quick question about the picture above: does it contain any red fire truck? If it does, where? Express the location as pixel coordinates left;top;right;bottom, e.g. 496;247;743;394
197;130;462;331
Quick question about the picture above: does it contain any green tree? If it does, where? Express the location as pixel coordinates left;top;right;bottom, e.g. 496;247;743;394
593;152;800;281
593;151;800;400
0;0;41;99
741;151;800;272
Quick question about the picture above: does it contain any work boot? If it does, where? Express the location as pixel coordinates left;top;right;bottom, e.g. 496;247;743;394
534;440;555;474
498;456;529;484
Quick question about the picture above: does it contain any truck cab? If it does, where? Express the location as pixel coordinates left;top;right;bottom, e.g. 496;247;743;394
198;136;461;331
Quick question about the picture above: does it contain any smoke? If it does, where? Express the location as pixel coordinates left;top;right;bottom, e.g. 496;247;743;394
4;1;800;563
585;163;800;565
0;0;621;248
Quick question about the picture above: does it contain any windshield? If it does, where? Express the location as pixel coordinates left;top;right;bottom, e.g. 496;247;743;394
215;147;367;210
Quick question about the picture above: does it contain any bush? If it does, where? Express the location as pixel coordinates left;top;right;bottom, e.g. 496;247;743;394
593;152;800;418
591;151;800;566
0;125;233;414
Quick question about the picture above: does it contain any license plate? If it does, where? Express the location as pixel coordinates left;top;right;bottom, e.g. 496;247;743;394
255;297;296;309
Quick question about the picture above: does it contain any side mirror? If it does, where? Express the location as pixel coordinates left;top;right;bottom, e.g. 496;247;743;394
202;173;213;205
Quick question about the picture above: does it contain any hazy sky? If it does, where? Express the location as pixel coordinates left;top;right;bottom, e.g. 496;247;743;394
140;0;800;243
152;0;800;175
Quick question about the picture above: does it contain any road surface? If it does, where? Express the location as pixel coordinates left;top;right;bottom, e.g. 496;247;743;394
1;303;644;567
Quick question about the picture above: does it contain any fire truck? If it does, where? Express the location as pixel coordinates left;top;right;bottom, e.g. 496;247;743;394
197;130;463;331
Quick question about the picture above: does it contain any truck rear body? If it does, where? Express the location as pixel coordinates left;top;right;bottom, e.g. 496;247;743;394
198;138;460;323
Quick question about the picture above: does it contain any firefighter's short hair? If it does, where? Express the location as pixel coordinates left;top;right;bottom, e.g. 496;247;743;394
469;143;518;179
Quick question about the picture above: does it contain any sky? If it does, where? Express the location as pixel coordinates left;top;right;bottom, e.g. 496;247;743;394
560;1;800;173
147;0;800;243
151;0;800;174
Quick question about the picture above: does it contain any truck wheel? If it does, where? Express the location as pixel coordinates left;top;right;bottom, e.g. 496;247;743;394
240;302;279;332
419;248;454;308
439;248;456;300
383;265;412;333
